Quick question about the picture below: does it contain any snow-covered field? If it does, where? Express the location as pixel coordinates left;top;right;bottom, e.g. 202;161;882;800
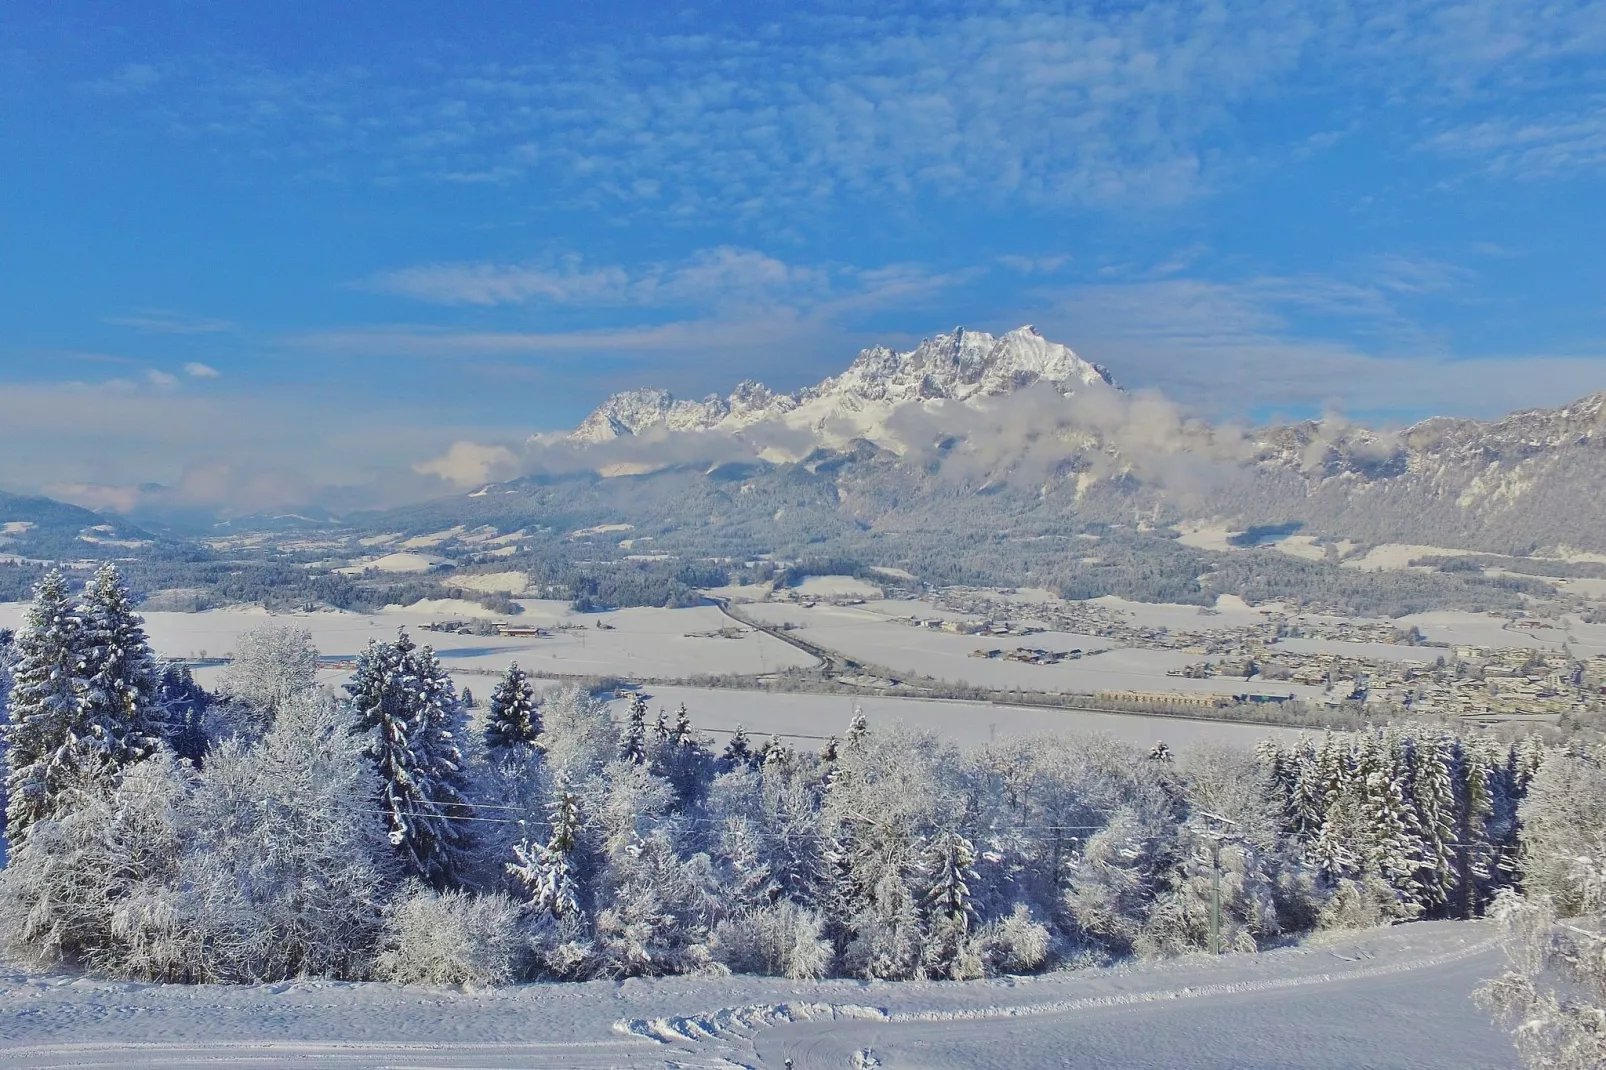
597;685;1302;750
0;602;818;679
738;601;1328;700
0;921;1515;1069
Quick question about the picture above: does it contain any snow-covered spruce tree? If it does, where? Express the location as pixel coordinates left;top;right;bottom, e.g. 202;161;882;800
1460;735;1501;916
507;779;593;978
920;829;982;978
154;661;212;765
217;625;320;739
720;725;756;771
484;662;541;754
618;692;647;764
0;626;14;719
346;630;474;887
6;568;159;843
508;780;584;921
845;708;869;750
662;703;715;802
1411;732;1461;915
1357;731;1425;912
1285;737;1326;842
182;692;393;981
0;627;15;831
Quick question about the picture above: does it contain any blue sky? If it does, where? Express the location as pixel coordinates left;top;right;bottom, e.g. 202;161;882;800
3;0;1604;514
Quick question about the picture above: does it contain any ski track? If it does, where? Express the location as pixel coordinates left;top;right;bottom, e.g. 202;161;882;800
0;922;1518;1069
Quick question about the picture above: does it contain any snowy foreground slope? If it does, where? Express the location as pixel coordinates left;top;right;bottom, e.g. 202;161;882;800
0;921;1515;1069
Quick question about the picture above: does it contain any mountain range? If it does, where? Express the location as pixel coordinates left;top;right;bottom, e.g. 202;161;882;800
510;325;1606;558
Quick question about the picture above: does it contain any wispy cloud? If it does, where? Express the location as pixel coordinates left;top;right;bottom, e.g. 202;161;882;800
183;361;221;378
1039;275;1606;418
85;1;1606;220
331;248;974;380
364;246;827;309
107;308;235;334
1426;107;1606;180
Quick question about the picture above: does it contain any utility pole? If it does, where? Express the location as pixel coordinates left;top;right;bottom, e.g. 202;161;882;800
1210;838;1222;955
1199;811;1238;955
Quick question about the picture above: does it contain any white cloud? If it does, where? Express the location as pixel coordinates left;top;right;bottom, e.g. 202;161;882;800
413;441;521;487
183;362;221;378
146;369;179;387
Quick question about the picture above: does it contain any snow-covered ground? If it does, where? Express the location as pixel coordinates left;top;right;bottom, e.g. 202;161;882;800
738;601;1327;700
596;685;1303;750
0;921;1515;1068
0;602;818;679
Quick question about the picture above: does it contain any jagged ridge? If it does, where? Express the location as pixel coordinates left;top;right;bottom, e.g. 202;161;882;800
565;326;1113;446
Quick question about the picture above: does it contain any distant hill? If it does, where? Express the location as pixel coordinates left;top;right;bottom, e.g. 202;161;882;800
0;490;161;561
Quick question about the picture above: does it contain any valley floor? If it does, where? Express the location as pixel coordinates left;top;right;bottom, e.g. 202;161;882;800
0;921;1516;1069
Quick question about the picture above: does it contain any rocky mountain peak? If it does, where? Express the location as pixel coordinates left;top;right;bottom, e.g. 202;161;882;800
561;326;1114;446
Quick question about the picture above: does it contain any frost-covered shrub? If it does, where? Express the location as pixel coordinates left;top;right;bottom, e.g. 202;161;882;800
217;625;320;738
528;910;594;980
540;686;616;780
1137;836;1282;957
1515;753;1606;916
590;825;721;978
976;904;1052;974
1062;807;1172;958
1317;872;1418;930
374;885;526;986
182;693;392;981
1479;884;1606;1070
0;755;190;977
711;901;832;979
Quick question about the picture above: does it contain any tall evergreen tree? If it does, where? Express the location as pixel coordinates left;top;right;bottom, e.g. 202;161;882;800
1356;734;1424;908
922;829;978;929
346;630;474;886
5;571;84;840
509;780;585;920
618;693;647;764
484;662;541;753
75;564;162;764
1412;733;1460;913
154;662;212;765
6;568;160;843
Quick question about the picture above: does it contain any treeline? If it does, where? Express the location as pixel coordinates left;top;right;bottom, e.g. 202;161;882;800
1;567;1595;990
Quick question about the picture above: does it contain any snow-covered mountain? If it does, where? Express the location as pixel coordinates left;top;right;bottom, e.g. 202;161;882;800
483;326;1606;557
562;326;1114;455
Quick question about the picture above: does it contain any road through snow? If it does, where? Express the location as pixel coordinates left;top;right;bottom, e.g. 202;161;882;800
0;921;1517;1069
